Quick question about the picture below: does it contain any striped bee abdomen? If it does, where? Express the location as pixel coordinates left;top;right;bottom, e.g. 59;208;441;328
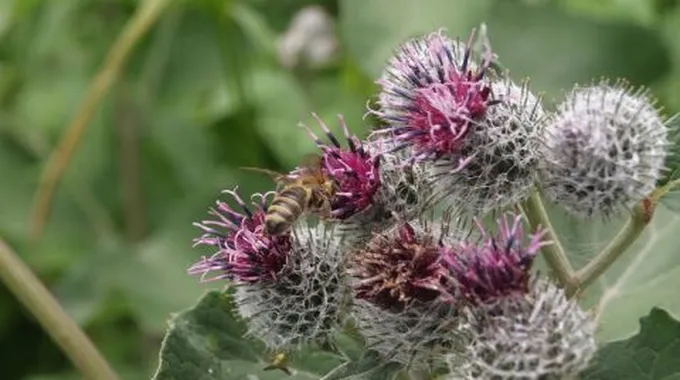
265;185;309;235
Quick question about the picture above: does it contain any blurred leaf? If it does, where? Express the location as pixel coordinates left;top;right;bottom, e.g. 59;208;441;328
153;290;343;380
250;68;316;168
340;1;669;102
0;137;38;238
0;1;16;40
26;366;148;380
240;0;336;32
548;204;680;342
339;0;492;78
555;0;656;25
582;307;680;380
230;1;278;60
53;241;123;324
149;9;230;119
14;70;89;137
332;329;365;362
319;351;402;380
251;67;369;169
114;230;208;333
657;115;680;190
658;5;680;112
485;1;670;99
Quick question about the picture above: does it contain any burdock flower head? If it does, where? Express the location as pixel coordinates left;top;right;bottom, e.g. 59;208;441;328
302;113;381;220
371;28;495;164
234;222;351;351
189;188;291;283
449;278;597;379
443;213;549;306
539;80;670;218
349;221;454;312
431;78;546;216
349;219;465;370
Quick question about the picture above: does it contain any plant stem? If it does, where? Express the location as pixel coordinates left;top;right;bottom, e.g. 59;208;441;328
521;190;577;290
115;85;146;243
0;238;119;380
572;199;654;296
30;0;169;241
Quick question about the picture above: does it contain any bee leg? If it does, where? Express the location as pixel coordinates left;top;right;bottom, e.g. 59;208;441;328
318;198;333;219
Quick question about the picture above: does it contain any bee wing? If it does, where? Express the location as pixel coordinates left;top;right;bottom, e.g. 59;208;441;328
239;166;285;178
298;153;324;172
240;166;296;182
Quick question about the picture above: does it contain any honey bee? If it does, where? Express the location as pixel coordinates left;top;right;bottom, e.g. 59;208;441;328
263;352;292;375
241;154;337;236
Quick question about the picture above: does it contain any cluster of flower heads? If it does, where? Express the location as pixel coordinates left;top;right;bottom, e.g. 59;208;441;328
189;26;675;378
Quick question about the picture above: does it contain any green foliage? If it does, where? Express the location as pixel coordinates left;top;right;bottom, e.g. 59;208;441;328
342;0;670;100
582;308;680;379
153;290;359;380
544;204;680;342
318;351;402;380
2;0;680;379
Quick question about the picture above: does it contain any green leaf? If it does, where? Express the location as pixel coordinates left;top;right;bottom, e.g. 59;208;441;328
548;204;680;343
153;290;345;380
484;1;670;99
53;241;123;324
340;0;493;78
250;68;368;169
582;307;680;380
554;0;656;26
114;230;209;333
341;0;670;101
319;351;403;380
229;2;278;60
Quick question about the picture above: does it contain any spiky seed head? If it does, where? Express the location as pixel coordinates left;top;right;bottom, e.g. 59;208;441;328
539;80;669;218
301;113;381;220
235;222;351;351
344;138;438;234
443;214;548;306
353;299;464;371
448;277;597;380
370;29;494;163
431;78;546;215
189;189;291;283
348;220;456;312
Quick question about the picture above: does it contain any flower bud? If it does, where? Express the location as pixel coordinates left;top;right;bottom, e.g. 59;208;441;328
539;81;669;218
443;213;549;306
350;139;439;234
449;278;597;379
432;79;545;215
348;219;465;370
190;189;350;351
235;222;351;351
348;221;455;311
353;299;462;371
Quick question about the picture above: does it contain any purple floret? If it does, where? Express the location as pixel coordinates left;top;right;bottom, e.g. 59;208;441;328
189;189;291;284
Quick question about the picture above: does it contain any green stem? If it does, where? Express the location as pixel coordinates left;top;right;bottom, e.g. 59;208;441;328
572;200;653;296
30;0;169;240
522;190;577;290
0;238;119;380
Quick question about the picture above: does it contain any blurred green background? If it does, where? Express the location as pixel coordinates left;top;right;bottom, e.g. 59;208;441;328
1;0;680;379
